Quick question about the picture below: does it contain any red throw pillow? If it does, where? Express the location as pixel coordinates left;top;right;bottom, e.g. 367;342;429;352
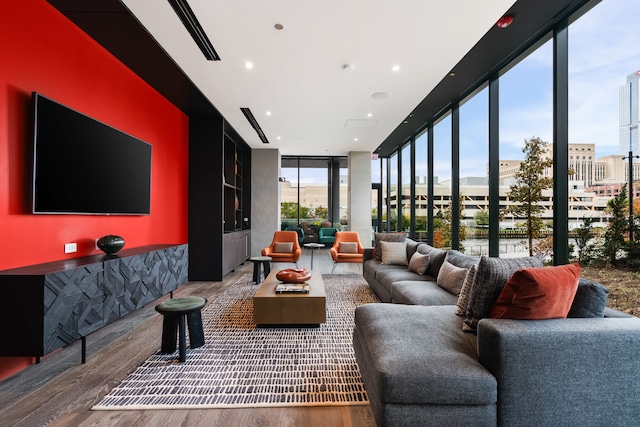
489;263;580;320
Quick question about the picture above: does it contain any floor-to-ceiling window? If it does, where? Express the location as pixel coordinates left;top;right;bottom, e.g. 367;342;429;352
280;156;346;242
433;113;452;247
388;153;398;231
460;86;489;255
280;160;300;230
415;130;428;241
338;161;349;228
377;0;639;263
568;0;640;244
499;38;553;257
401;142;412;234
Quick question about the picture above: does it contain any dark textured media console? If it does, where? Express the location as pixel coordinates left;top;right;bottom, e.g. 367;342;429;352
0;244;188;358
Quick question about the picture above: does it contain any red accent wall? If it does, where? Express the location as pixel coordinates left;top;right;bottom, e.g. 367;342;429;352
0;0;189;379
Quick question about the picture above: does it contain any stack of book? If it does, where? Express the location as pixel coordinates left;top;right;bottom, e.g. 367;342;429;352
275;283;310;293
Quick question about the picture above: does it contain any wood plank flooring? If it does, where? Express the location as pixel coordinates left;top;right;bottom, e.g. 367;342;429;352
0;248;375;427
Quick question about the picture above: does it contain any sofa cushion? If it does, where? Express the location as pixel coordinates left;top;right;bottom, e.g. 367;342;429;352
339;242;358;253
375;268;432;296
456;264;476;316
373;232;407;261
568;278;609;318
380;241;408;265
274;241;293;253
416;244;447;278
364;259;406;280
489;264;580;320
391;281;458;305
463;255;543;333
437;261;469;295
353;304;497;405
408;252;430;275
444;250;480;269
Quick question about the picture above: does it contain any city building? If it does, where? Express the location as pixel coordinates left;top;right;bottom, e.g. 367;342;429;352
619;70;640;156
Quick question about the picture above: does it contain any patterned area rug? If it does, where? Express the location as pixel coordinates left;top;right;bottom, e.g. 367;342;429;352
92;273;379;410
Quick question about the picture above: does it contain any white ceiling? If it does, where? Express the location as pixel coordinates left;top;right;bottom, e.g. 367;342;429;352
122;0;516;156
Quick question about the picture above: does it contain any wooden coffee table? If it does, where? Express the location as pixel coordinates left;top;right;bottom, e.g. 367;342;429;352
253;270;326;326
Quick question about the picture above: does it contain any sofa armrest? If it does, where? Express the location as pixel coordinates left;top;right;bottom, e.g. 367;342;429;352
363;247;374;262
477;317;640;426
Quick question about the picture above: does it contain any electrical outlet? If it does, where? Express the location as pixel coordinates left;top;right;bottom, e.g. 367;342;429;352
64;242;77;254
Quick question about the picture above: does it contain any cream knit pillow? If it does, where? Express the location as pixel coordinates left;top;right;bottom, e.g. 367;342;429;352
380;241;408;265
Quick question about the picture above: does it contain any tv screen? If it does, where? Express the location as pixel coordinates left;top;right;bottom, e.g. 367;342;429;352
31;93;152;215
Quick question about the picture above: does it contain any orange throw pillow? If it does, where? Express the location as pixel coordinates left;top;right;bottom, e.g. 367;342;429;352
489;263;580;320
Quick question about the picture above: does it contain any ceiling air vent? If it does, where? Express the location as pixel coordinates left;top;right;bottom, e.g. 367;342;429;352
240;108;269;143
168;0;220;61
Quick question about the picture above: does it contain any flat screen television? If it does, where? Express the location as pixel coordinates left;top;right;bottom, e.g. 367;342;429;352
31;93;152;215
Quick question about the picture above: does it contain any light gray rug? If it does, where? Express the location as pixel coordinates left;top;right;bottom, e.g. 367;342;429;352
92;273;379;410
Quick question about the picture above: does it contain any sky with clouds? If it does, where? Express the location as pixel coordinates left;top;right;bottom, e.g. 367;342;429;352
448;0;640;180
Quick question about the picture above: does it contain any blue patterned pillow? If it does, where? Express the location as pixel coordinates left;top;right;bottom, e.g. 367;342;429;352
567;278;609;318
463;255;543;333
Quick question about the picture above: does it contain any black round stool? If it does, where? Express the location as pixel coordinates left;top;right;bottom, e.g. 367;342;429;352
249;256;272;284
155;296;207;362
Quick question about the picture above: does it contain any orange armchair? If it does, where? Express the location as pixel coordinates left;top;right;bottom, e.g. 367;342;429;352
262;231;302;267
330;231;364;273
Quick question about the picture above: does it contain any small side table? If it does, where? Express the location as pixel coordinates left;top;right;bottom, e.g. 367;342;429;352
155;296;207;362
303;243;325;270
249;256;272;284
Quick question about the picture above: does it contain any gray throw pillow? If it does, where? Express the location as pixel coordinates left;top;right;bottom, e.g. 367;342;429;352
373;232;406;261
274;241;293;253
463;255;543;333
567;278;609;318
444;250;480;269
437;260;469;295
408;252;430;275
416;244;447;278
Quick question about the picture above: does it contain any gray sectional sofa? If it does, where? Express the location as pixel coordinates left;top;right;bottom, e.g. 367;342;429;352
354;237;640;427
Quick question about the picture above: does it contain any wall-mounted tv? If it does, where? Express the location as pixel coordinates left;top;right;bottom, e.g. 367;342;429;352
31;93;152;215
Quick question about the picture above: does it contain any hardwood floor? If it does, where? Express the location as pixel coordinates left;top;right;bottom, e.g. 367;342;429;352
0;248;376;427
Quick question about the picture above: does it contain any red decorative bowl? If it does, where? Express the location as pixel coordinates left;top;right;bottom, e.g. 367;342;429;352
276;268;312;283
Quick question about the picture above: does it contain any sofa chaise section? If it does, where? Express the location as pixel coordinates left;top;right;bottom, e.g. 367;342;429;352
354;304;497;427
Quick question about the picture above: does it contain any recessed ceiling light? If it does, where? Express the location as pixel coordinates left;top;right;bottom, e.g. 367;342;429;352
277;136;281;140
274;23;284;30
354;138;359;142
367;113;373;117
392;65;400;72
245;61;254;69
266;111;271;116
371;92;389;100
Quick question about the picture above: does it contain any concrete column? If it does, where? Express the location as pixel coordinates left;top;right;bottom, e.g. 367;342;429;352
348;152;373;247
251;149;281;256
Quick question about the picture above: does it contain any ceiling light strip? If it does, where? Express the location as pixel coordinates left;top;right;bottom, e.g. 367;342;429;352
240;108;269;143
167;0;220;61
